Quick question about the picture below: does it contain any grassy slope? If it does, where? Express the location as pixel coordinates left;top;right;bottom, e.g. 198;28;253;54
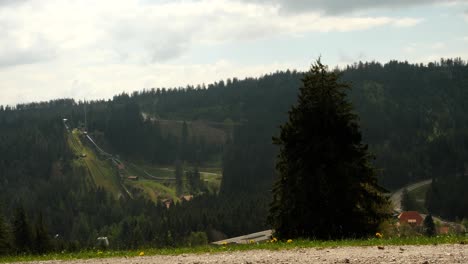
67;130;122;197
125;179;178;203
2;236;466;263
131;162;223;194
67;129;222;202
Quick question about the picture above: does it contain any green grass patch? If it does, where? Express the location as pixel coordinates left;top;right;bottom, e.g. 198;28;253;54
129;161;222;194
131;162;176;179
1;235;466;263
126;179;178;202
200;171;222;194
67;130;122;198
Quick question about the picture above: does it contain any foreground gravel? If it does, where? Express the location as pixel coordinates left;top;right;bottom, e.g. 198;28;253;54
12;244;468;264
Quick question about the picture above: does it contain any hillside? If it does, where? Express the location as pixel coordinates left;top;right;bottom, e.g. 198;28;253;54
67;129;124;198
0;59;468;251
66;127;222;203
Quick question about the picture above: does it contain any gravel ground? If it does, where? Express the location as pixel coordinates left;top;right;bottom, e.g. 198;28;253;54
11;244;467;264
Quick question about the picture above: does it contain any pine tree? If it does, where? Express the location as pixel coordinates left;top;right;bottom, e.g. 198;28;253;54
33;213;52;254
12;206;33;253
0;210;11;255
269;59;391;239
181;121;189;160
175;160;184;195
423;214;436;236
187;167;201;192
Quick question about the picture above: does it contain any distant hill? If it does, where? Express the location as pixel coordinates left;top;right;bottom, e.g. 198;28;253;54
0;58;467;250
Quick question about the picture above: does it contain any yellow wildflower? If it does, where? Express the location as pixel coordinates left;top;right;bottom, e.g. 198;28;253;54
139;251;145;256
287;239;293;243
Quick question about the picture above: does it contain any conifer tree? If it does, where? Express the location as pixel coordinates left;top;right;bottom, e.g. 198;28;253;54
269;59;390;239
423;214;436;236
33;213;52;254
0;210;11;255
175;160;184;195
187;167;201;192
12;206;32;253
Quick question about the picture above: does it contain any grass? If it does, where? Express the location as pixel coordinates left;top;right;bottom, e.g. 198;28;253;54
131;161;223;194
200;171;222;194
1;235;466;263
125;179;178;202
68;131;222;202
67;130;122;198
139;165;176;179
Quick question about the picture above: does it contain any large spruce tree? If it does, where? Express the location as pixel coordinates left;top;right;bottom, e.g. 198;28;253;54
269;60;390;239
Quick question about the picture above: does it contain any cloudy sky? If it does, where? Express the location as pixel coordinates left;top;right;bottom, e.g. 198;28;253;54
1;0;467;106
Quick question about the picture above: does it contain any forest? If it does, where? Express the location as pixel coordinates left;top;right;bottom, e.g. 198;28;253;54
1;58;468;253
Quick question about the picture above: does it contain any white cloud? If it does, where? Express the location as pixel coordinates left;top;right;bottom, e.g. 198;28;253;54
0;0;459;105
0;58;306;106
241;0;467;14
0;0;423;68
403;43;418;53
431;42;446;50
393;18;423;27
0;0;28;7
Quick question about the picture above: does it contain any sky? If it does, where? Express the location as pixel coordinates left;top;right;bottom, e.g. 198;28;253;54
1;0;467;106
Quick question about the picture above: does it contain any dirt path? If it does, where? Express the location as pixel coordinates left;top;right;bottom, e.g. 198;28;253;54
13;244;467;264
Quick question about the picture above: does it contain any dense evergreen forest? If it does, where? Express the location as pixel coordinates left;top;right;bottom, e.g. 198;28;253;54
0;58;467;253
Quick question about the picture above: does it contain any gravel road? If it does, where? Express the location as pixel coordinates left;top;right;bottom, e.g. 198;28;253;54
13;244;467;264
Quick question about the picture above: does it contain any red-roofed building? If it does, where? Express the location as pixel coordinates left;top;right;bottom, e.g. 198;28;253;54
398;211;423;226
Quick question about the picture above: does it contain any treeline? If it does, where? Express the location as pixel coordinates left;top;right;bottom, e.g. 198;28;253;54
1;58;468;253
0;192;268;254
0;206;53;254
132;59;468;212
70;95;222;164
0;103;266;253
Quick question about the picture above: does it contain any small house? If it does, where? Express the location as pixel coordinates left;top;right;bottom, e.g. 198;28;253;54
398;211;423;226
